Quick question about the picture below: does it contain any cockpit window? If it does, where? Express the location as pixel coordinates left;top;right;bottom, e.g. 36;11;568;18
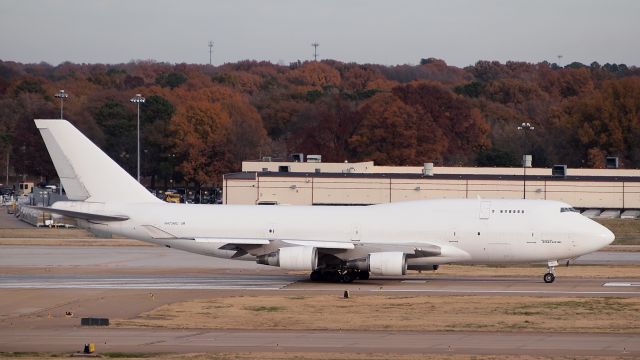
560;207;579;213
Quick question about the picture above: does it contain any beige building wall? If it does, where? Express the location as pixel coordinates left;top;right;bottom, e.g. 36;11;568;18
226;161;640;208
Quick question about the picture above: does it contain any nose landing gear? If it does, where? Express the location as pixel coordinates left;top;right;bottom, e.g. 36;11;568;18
544;260;558;283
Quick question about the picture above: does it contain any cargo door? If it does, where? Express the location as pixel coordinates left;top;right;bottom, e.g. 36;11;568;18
479;201;492;220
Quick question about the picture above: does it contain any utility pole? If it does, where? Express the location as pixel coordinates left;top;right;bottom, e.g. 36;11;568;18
5;151;8;186
208;41;214;65
311;42;319;61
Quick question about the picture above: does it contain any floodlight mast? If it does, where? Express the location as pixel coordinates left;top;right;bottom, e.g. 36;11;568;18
54;90;69;119
517;122;535;199
130;94;146;183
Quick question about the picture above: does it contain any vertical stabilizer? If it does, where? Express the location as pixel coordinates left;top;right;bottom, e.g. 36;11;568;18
35;119;160;204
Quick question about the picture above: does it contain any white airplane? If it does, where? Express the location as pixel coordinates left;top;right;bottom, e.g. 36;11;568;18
33;119;614;283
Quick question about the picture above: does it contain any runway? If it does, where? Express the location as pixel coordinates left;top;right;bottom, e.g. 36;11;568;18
1;273;639;296
0;328;638;356
0;274;298;290
1;245;640;296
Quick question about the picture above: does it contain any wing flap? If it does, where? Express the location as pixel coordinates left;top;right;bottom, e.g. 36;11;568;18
194;237;270;245
282;239;355;249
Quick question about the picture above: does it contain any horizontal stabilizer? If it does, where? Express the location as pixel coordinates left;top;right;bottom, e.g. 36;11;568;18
27;206;129;222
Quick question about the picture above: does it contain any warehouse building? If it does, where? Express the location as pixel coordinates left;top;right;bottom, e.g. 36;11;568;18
222;157;640;218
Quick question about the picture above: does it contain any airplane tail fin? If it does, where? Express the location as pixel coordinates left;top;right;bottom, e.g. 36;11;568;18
35;119;161;204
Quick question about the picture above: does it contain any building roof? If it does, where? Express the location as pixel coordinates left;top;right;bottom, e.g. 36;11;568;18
224;171;640;182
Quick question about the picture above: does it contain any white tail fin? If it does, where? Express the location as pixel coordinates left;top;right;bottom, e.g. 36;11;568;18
35;119;161;204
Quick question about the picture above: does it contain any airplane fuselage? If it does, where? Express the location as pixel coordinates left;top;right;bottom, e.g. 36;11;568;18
65;198;612;268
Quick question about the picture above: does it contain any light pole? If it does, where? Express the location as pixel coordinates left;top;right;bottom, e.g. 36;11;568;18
517;122;534;199
130;94;145;183
54;90;69;119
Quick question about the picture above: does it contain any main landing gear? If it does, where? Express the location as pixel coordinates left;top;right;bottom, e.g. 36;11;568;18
310;269;369;283
544;260;558;283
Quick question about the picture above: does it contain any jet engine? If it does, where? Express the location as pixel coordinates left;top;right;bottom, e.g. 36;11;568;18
347;252;407;276
256;246;318;271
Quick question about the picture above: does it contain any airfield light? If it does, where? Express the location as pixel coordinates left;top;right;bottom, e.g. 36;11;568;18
130;94;145;183
517;122;535;199
54;90;69;119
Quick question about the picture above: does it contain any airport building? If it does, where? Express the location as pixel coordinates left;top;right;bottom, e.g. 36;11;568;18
223;157;640;218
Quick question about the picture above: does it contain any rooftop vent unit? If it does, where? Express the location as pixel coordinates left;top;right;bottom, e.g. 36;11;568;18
307;154;322;163
290;153;304;162
422;163;434;176
606;157;619;169
552;165;567;178
262;156;272;162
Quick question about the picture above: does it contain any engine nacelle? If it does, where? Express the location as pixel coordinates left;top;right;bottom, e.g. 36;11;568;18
368;252;407;276
256;246;318;271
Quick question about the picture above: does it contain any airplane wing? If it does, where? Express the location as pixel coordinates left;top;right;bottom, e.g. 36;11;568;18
195;237;443;257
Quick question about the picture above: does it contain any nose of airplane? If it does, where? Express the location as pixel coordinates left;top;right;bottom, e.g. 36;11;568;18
598;225;615;247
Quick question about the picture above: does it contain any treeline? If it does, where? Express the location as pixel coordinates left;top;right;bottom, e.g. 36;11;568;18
0;58;639;187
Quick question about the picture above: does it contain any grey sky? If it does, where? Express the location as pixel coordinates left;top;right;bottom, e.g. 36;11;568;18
1;0;638;67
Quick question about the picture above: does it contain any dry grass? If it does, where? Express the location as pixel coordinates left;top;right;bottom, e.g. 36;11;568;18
0;228;149;246
114;294;640;333
597;219;640;245
0;228;92;239
0;238;150;246
416;264;640;278
0;353;630;360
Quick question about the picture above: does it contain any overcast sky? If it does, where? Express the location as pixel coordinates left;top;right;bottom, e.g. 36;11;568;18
1;0;638;67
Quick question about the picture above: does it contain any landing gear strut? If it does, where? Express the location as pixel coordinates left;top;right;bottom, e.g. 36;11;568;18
544;260;558;283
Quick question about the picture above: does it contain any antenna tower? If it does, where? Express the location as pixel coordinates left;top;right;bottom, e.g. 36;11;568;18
208;41;214;65
311;42;319;61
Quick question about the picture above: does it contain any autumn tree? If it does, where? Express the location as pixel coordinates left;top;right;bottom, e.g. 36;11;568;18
349;93;418;165
169;87;269;186
92;98;137;175
558;77;640;167
140;95;176;188
392;82;490;164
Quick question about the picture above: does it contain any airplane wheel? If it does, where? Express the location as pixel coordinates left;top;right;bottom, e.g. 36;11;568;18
310;271;322;282
543;272;555;283
357;271;370;280
340;272;355;283
324;271;340;283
